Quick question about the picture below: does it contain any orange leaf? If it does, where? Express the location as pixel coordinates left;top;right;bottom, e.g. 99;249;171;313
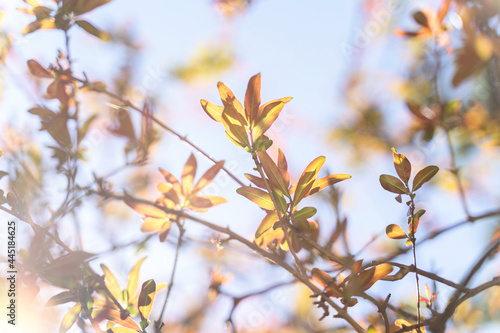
307;173;351;197
200;99;223;123
257;150;290;198
362;264;393;291
124;198;170;219
255;97;292;121
311;268;342;298
244;73;261;123
181;153;197;196
141;217;168;233
244;173;267;189
292;156;326;207
236;186;274;210
27;59;53;78
217;81;247;124
277;149;290;186
193;160;225;194
392;148;411;185
386;224;407;239
253;101;285;139
94;308;140;331
159;168;182;196
221;104;250;148
157;183;180;205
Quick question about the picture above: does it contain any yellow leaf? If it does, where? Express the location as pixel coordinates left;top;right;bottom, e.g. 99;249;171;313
158;168;182;196
59;302;81;333
221;104;250;148
255;211;278;238
107;328;139;333
236;186;274;210
217;81;247;124
141;217;168;233
311;268;342;298
126;257;147;302
188;195;227;210
75;20;109;41
253;101;284;139
124;198;170;219
192;160;225;194
392;148;411;185
307;173;351;197
386;224;407;239
292;156;325;207
255;97;292;121
200;99;223;123
101;264;123;304
181;153;197;196
138;279;156;321
22;18;56;35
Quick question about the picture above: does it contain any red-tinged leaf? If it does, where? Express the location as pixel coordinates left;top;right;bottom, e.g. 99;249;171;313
138;279;156;321
307;174;351;197
158;168;182;195
22;18;56;35
74;0;112;15
157;183;180;205
59;302;81;333
94;308;140;330
392;148;411;185
107;328;138;333
244;173;267;189
74;20;109;41
257;150;290;198
255;97;292;121
291;207;317;220
379;174;408;194
412;165;439;192
245;73;261;123
236;186;274;210
277;149;290;186
217;81;247;123
181;153;197;196
124;198;169;219
192;160;225;194
188;195;227;209
101;264;123;304
221;104;250;148
46;291;78;307
27;59;53;78
386;224;407;239
255;212;279;238
126;257;147;301
311;268;342;298
200;99;223;123
253;101;285;139
292;156;326;207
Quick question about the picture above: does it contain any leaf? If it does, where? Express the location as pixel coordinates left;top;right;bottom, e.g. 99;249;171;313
255;97;292;121
200;99;223;123
22;18;56;35
141;217;168;232
221;104;250;148
307;174;351;197
78;114;98;144
412;166;439;192
367;325;381;333
73;0;112;15
292;156;326;207
101;264;123;304
75;20;109;41
59;302;81;333
46;291;78;307
42;251;95;275
138;279;156;321
236;186;274;210
157;183;180;205
291;207;317;220
217;81;247;124
181;153;197;196
124;198;169;219
244;173;267;189
107;328;138;333
392;148;411;185
361;264;393;291
188;195;227;209
413;11;429;28
192;160;225;194
255;212;279;238
158;168;182;195
253;101;285;139
379;174;408;195
244;73;261;123
257;150;290;198
27;59;53;78
94;308;140;330
386;224;407;239
272;189;288;214
277;149;290;186
126;257;147;302
311;268;342;298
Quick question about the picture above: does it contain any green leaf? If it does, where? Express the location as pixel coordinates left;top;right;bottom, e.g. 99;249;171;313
272;189;288;214
292;156;325;207
412;166;439;192
126;257;147;301
46;291;78;307
386;224;407;239
379;174;408;194
75;20;109;41
236;186;274;210
138;279;156;321
291;207;317;220
59;302;81;333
